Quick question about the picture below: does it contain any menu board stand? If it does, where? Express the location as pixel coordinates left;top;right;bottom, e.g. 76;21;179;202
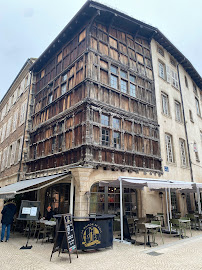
20;220;32;249
18;200;41;250
50;214;78;263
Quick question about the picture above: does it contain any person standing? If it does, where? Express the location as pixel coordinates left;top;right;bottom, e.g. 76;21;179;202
1;200;16;242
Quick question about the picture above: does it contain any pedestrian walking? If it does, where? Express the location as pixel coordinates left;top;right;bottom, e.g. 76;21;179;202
1;200;16;242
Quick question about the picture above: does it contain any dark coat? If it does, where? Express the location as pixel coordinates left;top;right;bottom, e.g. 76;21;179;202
1;202;17;225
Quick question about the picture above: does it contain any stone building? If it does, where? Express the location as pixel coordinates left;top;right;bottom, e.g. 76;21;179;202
0;2;201;220
0;58;35;212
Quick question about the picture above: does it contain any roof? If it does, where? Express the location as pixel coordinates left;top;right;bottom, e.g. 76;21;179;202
31;1;202;89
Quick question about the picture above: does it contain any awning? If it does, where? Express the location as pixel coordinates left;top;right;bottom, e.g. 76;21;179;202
99;177;194;190
0;173;68;199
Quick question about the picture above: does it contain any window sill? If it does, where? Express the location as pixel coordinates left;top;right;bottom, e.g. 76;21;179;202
161;112;172;119
166;161;177;167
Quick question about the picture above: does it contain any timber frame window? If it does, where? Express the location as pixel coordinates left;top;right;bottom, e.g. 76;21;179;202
175;101;182;122
113;131;121;149
111;74;118;89
113;118;121;129
61;83;67;95
161;92;169;116
179;139;187;167
165;133;174;163
102;128;109;146
101;114;109;126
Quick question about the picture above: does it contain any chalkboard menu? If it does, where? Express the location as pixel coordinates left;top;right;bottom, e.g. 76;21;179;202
18;200;40;221
64;215;76;253
50;214;78;263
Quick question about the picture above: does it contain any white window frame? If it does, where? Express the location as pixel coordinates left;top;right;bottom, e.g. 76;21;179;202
161;92;169;116
159;61;165;79
165;134;174;163
171;70;179;89
179;139;187;167
175;101;182;122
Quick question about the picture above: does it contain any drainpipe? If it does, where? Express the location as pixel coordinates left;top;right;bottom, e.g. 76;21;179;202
177;64;194;182
17;68;33;182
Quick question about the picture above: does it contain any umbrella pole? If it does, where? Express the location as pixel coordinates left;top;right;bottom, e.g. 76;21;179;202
120;178;123;242
165;188;170;231
197;187;201;214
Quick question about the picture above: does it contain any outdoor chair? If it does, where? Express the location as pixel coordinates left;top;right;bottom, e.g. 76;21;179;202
170;219;183;239
127;217;135;235
135;223;147;248
180;217;192;237
36;223;53;244
186;214;197;230
151;220;164;244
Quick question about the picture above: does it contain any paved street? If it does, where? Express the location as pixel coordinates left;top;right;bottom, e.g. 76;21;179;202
1;231;202;270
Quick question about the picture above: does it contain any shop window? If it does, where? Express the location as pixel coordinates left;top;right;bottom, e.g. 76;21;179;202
45;184;70;215
90;183;137;217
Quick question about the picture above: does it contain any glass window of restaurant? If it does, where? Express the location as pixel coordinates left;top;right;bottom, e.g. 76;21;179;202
90;183;138;217
45;183;70;214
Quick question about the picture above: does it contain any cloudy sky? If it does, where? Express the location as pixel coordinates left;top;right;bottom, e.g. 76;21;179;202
0;0;201;101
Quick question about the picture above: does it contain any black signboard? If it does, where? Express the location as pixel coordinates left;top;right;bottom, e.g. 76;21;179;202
50;214;78;263
74;216;114;250
64;215;77;253
18;200;40;221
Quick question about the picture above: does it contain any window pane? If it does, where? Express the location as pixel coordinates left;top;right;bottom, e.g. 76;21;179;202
113;131;121;149
111;75;118;89
61;83;67;95
111;65;118;74
102;128;109;146
121;79;127;93
130;75;135;83
130;83;136;97
120;70;127;79
113;118;120;129
101;114;109;126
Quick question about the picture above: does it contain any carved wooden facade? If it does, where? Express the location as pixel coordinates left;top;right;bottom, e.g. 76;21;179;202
28;6;162;174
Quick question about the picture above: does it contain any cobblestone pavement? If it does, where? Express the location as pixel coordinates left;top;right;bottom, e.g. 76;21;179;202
1;231;202;270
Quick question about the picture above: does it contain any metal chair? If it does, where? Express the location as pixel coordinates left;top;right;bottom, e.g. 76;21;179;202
135;223;147;248
151;220;164;244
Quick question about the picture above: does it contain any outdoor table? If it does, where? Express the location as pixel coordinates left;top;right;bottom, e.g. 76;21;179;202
144;223;161;247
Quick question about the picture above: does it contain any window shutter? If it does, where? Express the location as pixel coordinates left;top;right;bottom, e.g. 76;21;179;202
18;136;23;161
10;141;17;165
166;65;171;83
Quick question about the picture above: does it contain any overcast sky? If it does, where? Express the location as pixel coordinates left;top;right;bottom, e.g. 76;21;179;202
0;0;201;101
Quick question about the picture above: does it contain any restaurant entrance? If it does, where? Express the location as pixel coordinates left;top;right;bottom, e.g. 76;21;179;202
44;183;70;215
